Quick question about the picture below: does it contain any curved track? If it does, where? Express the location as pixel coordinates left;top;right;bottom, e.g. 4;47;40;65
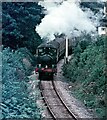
40;80;78;119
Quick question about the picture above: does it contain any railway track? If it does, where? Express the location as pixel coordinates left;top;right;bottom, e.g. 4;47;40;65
40;80;78;120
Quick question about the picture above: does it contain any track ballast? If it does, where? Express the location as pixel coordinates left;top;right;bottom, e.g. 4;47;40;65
40;80;78;120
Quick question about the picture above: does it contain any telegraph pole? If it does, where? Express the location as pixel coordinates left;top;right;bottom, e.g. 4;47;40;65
64;37;69;64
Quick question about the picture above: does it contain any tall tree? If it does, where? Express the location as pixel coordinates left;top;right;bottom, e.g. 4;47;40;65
2;2;44;54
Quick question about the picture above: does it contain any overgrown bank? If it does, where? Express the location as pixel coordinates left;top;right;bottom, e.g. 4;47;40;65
63;36;106;118
1;2;45;119
1;47;41;119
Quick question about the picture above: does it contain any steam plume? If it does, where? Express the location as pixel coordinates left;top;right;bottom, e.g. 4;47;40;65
36;0;97;41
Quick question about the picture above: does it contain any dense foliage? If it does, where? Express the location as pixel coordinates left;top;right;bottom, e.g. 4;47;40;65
2;2;44;119
63;36;106;118
2;2;44;54
2;48;41;119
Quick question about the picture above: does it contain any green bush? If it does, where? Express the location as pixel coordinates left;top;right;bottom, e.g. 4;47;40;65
63;36;106;118
2;47;41;119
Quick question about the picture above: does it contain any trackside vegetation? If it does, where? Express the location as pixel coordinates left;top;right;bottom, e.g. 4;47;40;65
2;2;44;119
63;36;106;118
2;48;41;119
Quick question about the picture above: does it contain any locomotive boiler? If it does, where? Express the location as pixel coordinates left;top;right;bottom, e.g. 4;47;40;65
35;35;72;80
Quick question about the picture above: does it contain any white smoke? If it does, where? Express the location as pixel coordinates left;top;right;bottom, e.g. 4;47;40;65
98;0;106;1
36;0;97;41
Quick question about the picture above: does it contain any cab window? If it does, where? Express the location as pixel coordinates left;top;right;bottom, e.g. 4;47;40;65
49;48;57;56
38;48;44;55
51;49;57;53
38;49;43;52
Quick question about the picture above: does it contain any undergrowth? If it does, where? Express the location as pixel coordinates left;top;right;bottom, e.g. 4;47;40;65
63;36;106;118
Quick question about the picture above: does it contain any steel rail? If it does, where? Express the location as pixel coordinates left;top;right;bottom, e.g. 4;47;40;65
39;82;57;120
52;80;78;120
40;80;78;120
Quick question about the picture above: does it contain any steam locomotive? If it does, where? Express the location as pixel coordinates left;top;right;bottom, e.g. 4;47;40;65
35;35;72;80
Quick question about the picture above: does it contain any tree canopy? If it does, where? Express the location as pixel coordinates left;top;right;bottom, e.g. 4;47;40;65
2;2;44;54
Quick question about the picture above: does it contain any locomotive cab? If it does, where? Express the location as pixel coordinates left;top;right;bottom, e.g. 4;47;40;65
37;47;57;57
35;43;57;80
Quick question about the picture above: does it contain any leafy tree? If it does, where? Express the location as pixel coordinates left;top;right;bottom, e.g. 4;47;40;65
2;2;44;54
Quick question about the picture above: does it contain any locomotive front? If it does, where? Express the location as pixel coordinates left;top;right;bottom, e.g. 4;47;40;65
35;43;57;80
